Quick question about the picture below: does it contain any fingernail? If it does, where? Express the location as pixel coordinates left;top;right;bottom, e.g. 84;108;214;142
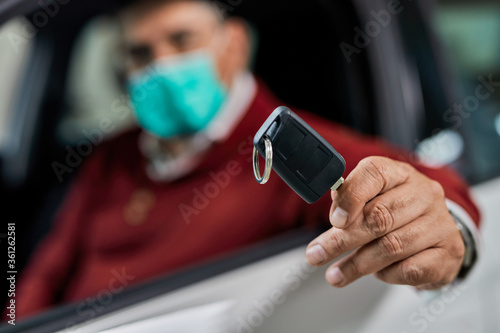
330;207;348;228
326;267;344;286
306;244;326;264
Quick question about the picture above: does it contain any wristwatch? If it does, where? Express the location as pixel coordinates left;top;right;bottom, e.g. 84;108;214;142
451;211;478;280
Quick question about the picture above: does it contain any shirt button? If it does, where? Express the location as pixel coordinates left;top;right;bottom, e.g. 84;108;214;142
123;189;156;226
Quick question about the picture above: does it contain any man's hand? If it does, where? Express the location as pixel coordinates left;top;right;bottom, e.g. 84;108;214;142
305;156;465;290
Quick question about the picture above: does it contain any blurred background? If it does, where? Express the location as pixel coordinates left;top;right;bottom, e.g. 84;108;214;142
0;0;499;330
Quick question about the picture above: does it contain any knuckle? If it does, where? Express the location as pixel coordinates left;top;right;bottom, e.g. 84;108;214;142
364;203;394;237
327;230;348;253
437;250;459;286
339;184;359;206
401;263;423;285
378;233;404;258
350;257;369;276
398;161;414;175
449;236;466;261
429;180;445;198
390;193;414;216
360;157;388;181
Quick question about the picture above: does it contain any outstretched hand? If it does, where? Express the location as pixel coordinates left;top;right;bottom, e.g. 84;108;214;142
305;156;464;290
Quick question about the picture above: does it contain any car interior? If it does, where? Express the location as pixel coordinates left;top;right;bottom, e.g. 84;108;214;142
1;0;499;331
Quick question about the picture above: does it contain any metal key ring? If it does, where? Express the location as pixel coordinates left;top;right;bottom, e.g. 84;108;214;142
253;136;273;184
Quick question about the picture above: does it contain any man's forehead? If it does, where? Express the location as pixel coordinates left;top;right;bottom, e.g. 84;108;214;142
122;0;223;43
123;0;223;28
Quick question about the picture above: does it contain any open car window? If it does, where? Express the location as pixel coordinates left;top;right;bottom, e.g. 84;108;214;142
0;0;499;331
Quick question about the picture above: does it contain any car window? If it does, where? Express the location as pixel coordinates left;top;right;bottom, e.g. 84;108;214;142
404;1;500;184
437;4;500;74
432;1;500;183
59;16;136;145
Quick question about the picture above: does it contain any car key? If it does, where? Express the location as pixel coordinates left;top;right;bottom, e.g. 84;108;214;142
253;106;346;204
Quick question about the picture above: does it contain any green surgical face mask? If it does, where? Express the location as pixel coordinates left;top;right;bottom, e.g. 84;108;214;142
127;51;228;139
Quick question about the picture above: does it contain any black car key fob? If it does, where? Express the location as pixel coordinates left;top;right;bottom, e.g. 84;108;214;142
253;106;346;204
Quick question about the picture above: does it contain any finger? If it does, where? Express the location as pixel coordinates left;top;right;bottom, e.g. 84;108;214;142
324;216;451;287
330;156;413;229
329;190;337;220
307;182;431;265
374;247;462;287
356;180;436;239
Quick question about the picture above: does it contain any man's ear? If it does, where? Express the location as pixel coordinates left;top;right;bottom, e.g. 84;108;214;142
224;18;251;72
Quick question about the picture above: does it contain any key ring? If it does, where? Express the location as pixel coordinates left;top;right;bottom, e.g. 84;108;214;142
253;136;273;184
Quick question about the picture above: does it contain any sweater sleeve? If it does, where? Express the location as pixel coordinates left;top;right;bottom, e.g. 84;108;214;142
297;112;481;229
14;151;103;320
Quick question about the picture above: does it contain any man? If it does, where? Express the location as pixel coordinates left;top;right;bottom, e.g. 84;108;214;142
16;0;480;319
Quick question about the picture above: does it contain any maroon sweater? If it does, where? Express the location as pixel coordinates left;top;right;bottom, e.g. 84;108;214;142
15;83;480;318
